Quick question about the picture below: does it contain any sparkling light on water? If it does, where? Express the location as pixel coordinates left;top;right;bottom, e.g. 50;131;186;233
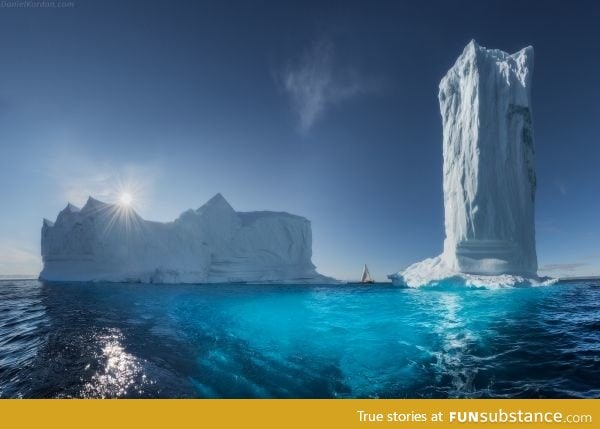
81;329;149;398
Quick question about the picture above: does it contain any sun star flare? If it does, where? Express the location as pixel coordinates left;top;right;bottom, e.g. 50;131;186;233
119;192;133;206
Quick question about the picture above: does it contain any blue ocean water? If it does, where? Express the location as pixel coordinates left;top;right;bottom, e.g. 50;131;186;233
0;279;598;398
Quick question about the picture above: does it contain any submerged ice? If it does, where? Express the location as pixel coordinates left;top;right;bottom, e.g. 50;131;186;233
40;193;332;284
390;40;540;287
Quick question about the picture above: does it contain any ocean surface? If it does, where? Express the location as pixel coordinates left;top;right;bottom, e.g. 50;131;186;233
0;279;598;398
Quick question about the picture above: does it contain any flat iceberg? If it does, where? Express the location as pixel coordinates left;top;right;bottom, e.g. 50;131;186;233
40;193;334;284
390;40;546;288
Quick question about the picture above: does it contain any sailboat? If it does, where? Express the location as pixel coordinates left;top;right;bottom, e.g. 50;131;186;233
360;264;375;284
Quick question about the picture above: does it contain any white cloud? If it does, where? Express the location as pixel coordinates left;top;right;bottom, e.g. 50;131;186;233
281;38;376;133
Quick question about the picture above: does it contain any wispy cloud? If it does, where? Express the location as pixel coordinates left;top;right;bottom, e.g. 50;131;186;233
280;38;377;133
536;219;563;234
554;179;567;195
539;262;586;272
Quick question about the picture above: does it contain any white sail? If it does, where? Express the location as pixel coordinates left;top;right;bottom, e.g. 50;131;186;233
361;264;373;283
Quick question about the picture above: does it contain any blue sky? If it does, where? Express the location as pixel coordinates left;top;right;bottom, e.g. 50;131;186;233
0;0;599;280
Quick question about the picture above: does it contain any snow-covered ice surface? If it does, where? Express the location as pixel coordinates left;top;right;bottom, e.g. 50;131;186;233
40;193;334;284
389;256;556;289
390;40;549;288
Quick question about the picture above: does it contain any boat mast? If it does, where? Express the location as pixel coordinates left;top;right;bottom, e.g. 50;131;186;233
361;264;372;282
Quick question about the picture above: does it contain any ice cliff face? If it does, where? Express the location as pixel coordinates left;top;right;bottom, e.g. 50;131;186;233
40;194;333;284
390;40;539;287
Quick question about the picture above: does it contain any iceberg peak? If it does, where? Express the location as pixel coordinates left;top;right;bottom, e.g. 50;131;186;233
65;203;81;213
464;38;480;52
194;193;239;236
81;196;109;213
198;192;233;212
210;192;226;202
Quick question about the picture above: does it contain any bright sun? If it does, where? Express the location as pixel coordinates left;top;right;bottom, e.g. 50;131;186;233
119;192;133;206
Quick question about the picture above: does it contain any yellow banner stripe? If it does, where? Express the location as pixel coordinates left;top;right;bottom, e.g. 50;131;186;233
0;399;597;429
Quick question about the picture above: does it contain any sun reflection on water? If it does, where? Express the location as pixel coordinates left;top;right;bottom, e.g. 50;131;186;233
81;329;150;398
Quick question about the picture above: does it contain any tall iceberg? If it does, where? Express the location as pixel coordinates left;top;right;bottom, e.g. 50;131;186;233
40;193;333;284
390;40;540;287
